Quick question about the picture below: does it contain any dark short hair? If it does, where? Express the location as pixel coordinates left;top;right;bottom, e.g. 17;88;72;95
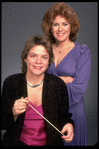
41;2;80;43
21;34;54;74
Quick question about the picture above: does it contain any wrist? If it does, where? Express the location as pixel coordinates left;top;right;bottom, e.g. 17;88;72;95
14;115;18;122
12;107;18;121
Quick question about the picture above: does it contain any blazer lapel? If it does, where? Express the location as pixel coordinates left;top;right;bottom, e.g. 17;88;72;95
16;74;27;126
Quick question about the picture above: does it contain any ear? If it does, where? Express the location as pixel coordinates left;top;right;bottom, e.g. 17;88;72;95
24;59;27;65
24;58;27;63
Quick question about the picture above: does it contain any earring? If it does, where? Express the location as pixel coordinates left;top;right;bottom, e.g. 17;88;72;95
24;61;27;66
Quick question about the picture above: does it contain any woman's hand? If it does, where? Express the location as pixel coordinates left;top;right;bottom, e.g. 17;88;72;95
61;123;74;143
12;97;29;121
59;76;74;84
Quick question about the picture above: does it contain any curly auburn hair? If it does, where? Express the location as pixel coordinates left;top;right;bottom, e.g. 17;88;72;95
21;35;54;74
41;2;80;43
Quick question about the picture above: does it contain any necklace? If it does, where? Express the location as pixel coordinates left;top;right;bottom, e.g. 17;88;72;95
54;44;62;54
54;42;74;54
26;79;44;88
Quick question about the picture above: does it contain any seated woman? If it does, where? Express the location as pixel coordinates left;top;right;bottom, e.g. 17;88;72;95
1;35;74;146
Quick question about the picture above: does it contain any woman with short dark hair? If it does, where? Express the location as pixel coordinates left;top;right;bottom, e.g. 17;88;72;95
1;35;74;146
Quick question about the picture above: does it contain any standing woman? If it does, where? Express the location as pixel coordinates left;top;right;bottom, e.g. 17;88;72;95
41;2;91;146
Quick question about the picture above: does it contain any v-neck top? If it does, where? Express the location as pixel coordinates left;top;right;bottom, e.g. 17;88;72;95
19;101;46;146
55;43;76;68
47;42;91;146
48;42;91;107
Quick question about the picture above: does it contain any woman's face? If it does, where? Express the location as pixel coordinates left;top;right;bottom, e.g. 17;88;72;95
51;15;71;43
25;45;49;76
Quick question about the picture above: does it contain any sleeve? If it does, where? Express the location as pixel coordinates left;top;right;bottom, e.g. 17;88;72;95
1;78;15;130
66;44;91;107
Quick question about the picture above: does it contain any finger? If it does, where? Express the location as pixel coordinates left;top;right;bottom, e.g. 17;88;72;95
16;101;27;108
62;132;74;142
21;96;28;100
15;98;29;106
61;128;69;138
61;126;67;134
62;132;73;140
62;132;72;139
62;128;73;138
16;104;27;113
24;97;28;100
65;135;73;143
21;97;29;104
19;105;27;110
21;100;29;105
63;137;73;143
16;108;27;115
19;99;29;105
14;105;26;112
14;101;27;110
21;97;28;101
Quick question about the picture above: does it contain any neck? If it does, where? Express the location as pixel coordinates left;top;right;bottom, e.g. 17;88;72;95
55;39;72;49
26;72;44;85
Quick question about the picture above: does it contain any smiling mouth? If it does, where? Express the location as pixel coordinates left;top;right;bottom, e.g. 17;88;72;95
34;66;42;70
57;33;65;37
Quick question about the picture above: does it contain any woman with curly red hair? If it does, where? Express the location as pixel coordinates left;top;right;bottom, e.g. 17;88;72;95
41;2;91;146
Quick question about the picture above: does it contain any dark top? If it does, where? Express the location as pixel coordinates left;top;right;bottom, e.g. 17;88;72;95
1;73;74;146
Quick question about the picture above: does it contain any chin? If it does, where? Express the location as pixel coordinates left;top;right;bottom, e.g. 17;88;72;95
32;72;43;76
56;38;67;43
55;36;67;42
32;70;45;76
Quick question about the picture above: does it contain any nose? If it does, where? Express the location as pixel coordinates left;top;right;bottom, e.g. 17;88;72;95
36;56;42;64
58;25;63;31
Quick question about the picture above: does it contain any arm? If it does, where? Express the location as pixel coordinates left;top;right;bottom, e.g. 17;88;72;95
59;76;74;84
67;46;91;107
1;77;29;130
48;65;74;84
1;79;15;130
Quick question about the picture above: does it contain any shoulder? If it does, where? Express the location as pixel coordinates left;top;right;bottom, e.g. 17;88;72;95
75;42;91;54
74;42;91;60
45;73;66;88
3;73;25;86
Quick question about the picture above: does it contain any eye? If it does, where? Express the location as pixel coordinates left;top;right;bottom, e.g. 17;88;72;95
53;23;59;26
42;56;48;59
31;54;36;58
63;23;68;26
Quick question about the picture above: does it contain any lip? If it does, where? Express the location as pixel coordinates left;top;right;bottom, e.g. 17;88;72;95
34;66;42;70
57;33;65;37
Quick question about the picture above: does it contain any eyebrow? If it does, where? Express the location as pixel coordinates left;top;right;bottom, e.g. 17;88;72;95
53;21;68;24
29;53;48;57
